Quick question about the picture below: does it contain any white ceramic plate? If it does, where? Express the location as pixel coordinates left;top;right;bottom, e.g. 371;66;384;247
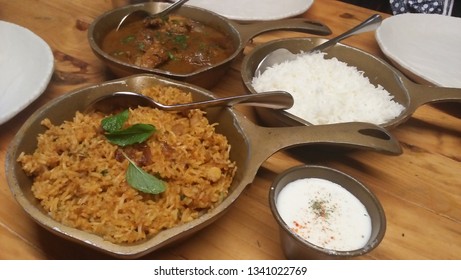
185;0;314;22
0;21;54;125
376;13;461;88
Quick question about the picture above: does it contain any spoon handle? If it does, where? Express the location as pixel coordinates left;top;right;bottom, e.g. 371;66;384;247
160;91;294;111
156;0;190;18
310;14;382;53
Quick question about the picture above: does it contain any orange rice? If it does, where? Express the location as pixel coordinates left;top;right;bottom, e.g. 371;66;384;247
17;86;236;244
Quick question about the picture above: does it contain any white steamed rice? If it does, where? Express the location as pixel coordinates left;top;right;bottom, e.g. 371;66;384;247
251;52;405;125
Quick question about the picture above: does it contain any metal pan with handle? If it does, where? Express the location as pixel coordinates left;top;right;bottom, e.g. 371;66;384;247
241;37;461;129
88;2;332;89
6;74;401;258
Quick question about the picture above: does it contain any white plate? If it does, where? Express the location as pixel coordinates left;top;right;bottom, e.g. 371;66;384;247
0;21;54;125
185;0;314;22
376;13;461;88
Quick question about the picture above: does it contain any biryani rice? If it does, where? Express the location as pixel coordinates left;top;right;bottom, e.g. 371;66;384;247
17;86;236;244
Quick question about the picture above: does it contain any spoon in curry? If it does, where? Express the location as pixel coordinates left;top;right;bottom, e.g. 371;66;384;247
255;14;383;74
86;90;294;113
116;0;190;31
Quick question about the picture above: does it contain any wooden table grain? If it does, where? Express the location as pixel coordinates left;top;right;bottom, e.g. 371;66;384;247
0;0;460;260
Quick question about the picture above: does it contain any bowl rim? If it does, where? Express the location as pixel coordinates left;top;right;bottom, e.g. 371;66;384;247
268;164;386;258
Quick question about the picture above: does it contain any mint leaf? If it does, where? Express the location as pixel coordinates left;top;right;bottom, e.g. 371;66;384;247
101;109;129;132
105;123;156;147
124;153;166;194
101;111;164;194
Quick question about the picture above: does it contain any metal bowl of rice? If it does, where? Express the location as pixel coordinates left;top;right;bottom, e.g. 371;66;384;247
5;74;401;258
241;37;461;129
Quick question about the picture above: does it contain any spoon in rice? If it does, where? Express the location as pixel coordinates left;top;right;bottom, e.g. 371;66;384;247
255;14;383;75
86;90;294;113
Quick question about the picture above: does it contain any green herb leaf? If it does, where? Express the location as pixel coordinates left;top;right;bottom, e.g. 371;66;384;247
100;111;163;194
105;123;156;147
122;35;135;44
174;34;188;49
137;42;145;51
101;109;129;132
124;152;166;194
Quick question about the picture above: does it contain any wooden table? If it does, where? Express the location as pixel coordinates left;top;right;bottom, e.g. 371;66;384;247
1;0;460;260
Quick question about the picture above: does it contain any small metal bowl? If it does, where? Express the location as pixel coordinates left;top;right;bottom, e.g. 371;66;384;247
88;2;330;89
269;165;386;259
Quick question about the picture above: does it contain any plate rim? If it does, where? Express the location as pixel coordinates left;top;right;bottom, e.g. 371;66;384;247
185;0;314;22
0;20;54;125
375;13;461;88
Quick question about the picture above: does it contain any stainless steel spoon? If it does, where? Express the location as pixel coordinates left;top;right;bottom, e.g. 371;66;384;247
116;0;190;31
255;14;383;74
86;90;294;113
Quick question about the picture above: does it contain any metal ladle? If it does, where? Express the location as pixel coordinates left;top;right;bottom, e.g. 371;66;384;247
86;90;294;113
255;14;383;74
116;0;190;31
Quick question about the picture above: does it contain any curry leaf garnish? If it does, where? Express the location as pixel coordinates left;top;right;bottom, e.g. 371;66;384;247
104;123;156;147
101;109;129;132
123;152;166;194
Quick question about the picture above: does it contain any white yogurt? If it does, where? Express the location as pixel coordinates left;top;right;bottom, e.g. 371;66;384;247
276;177;372;251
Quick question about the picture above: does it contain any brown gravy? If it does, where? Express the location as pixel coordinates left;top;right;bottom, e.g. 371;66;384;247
101;15;235;74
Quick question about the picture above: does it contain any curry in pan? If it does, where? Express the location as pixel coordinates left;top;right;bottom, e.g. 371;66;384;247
101;15;236;74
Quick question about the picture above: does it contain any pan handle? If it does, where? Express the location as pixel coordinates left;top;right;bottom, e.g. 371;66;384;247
406;82;461;110
237;114;402;164
232;18;332;45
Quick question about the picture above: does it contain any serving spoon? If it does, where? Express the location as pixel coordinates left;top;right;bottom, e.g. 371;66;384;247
255;14;383;74
86;90;294;113
116;0;190;31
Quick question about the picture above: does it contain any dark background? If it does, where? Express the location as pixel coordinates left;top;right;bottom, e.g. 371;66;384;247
339;0;460;17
